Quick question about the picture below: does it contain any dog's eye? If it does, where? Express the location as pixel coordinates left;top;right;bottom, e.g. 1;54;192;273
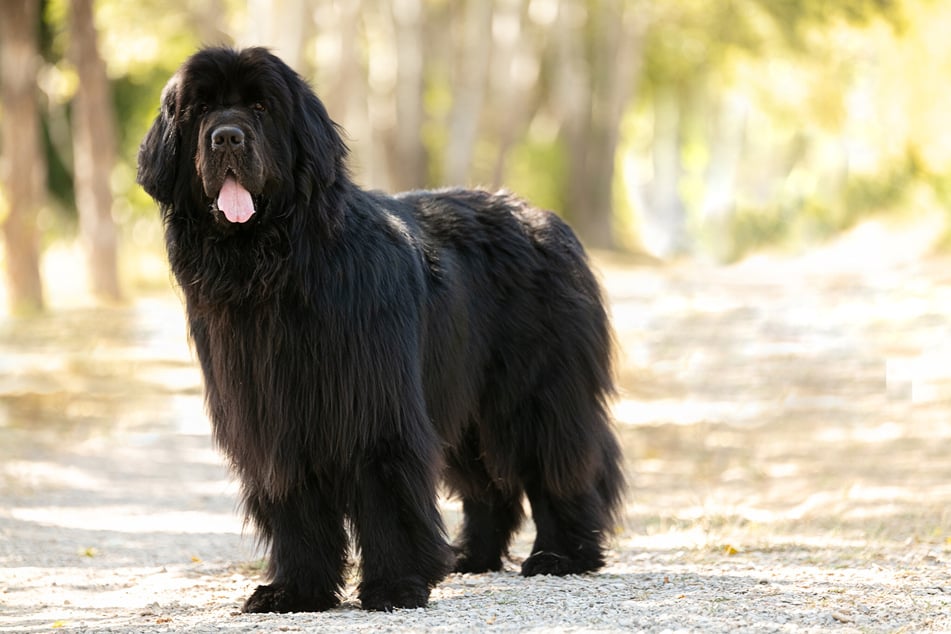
251;102;266;113
195;103;209;116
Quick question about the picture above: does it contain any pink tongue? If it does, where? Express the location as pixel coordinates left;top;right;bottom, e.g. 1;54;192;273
217;177;255;223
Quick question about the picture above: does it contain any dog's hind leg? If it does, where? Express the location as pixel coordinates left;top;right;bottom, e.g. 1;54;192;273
515;384;623;577
521;478;610;576
445;428;525;573
452;491;524;573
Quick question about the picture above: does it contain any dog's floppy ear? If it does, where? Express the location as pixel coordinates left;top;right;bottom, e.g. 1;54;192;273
137;74;181;205
290;75;349;202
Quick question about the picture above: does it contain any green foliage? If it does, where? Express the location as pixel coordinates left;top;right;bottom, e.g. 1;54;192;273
27;0;200;234
644;1;769;86
716;205;791;263
421;76;453;186
626;0;949;260
4;0;943;267
113;69;173;165
751;0;905;45
716;152;923;261
42;117;75;217
843;164;914;221
505;130;568;217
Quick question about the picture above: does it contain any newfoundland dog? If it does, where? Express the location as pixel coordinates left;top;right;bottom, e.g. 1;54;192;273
137;47;623;613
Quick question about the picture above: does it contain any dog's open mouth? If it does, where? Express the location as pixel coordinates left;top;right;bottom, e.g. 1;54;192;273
215;174;256;224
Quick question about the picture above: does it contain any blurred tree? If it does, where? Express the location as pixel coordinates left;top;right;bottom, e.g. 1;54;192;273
643;81;688;258
190;0;232;46
310;0;374;182
482;0;539;188
634;0;907;261
751;0;903;44
69;0;122;301
0;0;46;315
443;0;493;186
243;0;312;75
553;0;646;250
3;0;937;305
384;0;429;191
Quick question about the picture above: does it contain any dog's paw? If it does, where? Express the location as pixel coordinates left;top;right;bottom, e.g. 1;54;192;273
452;546;503;574
358;577;430;611
241;583;338;613
521;550;601;577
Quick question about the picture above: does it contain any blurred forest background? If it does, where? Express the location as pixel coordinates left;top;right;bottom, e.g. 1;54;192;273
1;0;949;315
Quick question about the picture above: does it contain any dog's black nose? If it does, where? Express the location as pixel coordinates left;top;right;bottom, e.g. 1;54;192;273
211;125;245;149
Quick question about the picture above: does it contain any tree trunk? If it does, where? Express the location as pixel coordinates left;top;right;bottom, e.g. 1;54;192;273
644;83;689;259
554;0;643;250
552;0;590;225
319;0;376;187
386;0;428;190
190;0;232;48
0;0;45;315
69;0;122;301
444;0;493;185
701;89;749;262
243;0;312;76
487;0;539;189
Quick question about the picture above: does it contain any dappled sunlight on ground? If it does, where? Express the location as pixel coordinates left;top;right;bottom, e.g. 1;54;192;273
2;219;951;630
599;220;951;556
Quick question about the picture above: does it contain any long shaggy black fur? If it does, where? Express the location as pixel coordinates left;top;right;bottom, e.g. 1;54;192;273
138;47;624;614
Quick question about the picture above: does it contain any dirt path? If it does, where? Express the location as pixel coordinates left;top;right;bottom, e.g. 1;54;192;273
2;245;951;632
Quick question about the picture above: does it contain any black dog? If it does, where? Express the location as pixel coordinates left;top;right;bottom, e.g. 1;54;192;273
137;47;623;613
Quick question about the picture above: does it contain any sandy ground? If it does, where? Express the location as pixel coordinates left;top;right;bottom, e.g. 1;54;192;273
2;229;951;632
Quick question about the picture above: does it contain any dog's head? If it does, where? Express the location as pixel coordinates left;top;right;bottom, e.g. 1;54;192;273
137;47;347;230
